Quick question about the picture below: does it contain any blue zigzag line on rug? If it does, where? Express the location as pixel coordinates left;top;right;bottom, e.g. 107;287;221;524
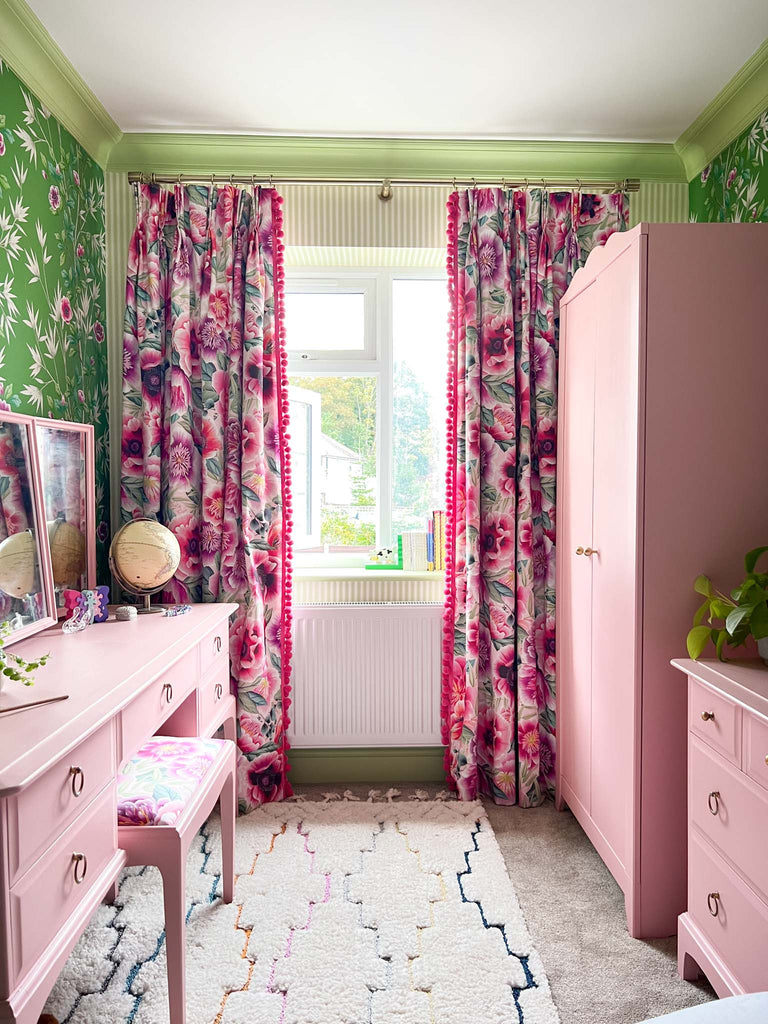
457;820;537;1024
53;866;149;1024
343;821;393;1024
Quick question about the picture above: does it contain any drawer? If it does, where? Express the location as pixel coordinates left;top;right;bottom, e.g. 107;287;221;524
744;711;768;793
689;677;741;766
200;618;229;676
690;737;768;901
121;648;197;761
7;720;114;883
198;653;231;734
688;829;768;993
8;782;117;984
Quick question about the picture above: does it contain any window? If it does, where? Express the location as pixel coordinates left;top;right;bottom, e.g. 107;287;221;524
286;269;447;565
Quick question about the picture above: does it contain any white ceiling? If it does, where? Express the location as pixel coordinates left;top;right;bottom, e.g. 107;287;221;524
27;0;768;142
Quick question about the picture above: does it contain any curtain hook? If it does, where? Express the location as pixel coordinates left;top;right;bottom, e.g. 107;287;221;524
472;177;477;190
150;172;156;186
452;176;457;191
177;173;182;185
229;173;234;186
269;173;274;189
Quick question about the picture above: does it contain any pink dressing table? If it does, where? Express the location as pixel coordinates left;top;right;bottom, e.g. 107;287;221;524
0;602;238;1024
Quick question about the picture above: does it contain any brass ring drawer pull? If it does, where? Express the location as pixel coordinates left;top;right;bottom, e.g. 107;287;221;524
707;891;720;917
708;791;720;815
701;710;715;722
69;766;85;797
163;682;173;704
72;852;88;885
214;635;222;653
215;683;223;700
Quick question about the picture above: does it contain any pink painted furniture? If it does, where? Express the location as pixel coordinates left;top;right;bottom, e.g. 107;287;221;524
672;658;768;997
118;735;236;1024
555;222;768;938
0;601;238;1024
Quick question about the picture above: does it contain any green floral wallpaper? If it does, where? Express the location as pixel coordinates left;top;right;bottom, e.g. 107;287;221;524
689;109;768;222
0;59;110;574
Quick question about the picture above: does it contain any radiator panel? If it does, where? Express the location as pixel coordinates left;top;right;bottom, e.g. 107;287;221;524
289;604;443;747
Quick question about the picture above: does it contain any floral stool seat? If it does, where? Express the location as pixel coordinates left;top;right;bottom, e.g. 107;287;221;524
117;735;236;1024
117;736;223;826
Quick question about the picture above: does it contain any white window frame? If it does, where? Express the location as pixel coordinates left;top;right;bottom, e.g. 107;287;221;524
287;383;321;550
285;267;445;568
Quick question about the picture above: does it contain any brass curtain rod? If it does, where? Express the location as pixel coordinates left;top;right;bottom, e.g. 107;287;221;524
127;172;640;193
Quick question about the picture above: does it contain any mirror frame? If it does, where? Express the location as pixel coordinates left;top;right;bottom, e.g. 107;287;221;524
0;411;58;644
32;418;97;614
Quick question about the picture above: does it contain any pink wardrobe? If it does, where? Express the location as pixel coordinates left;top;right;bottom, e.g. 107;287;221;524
555;222;768;939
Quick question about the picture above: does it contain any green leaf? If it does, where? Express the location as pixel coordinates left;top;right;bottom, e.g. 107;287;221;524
693;574;713;597
715;629;727;661
710;599;735;619
745;546;768;573
693;599;709;626
686;625;712;659
751;600;768;640
725;605;751;636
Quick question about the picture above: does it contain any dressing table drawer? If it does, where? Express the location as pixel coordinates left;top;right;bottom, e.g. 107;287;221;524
7;721;115;884
200;620;228;676
121;648;198;760
744;711;768;793
8;783;117;985
198;655;231;733
690;678;742;766
690;738;768;901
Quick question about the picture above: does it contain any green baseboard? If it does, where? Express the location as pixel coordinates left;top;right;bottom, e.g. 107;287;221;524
288;746;445;785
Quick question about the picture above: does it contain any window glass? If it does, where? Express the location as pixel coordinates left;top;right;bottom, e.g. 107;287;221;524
288;375;377;552
284;292;365;352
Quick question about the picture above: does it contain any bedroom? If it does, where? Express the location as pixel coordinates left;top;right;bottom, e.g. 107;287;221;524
0;2;767;1022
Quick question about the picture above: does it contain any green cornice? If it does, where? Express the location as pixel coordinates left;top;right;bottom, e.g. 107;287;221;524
675;37;768;180
0;0;121;168
108;132;686;182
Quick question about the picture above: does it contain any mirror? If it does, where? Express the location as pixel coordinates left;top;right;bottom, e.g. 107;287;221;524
34;421;96;613
0;413;56;640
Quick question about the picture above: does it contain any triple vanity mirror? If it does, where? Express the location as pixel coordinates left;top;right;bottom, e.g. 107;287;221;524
0;411;95;644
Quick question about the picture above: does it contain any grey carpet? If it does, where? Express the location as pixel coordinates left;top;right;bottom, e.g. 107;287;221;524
294;783;714;1024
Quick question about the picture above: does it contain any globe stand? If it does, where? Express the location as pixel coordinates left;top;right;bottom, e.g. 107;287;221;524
137;593;163;614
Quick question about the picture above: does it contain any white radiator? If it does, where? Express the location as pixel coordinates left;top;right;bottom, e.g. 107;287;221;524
289;604;443;747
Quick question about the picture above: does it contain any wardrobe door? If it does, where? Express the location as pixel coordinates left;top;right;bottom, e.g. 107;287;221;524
557;284;597;811
589;237;644;874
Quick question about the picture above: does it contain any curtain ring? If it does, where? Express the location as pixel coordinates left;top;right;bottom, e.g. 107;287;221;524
150;172;156;186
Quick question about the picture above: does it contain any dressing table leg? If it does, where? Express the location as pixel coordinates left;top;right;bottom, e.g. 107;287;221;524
222;713;236;744
104;881;119;904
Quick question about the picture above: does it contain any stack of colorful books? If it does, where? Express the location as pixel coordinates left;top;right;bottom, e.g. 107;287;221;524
365;513;447;572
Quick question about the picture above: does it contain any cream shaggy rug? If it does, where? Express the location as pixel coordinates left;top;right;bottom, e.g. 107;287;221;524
45;794;559;1024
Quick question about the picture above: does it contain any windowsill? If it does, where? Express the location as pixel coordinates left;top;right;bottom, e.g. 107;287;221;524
294;567;445;582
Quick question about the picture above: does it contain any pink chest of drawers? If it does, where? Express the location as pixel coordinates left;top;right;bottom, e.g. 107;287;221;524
672;658;768;997
0;602;238;1024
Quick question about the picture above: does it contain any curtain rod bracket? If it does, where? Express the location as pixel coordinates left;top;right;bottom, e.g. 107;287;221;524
378;179;393;202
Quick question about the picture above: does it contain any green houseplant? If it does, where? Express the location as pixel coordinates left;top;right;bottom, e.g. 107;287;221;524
687;546;768;661
0;620;50;689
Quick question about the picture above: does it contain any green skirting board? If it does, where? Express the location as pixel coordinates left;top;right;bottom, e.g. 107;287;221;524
288;747;445;785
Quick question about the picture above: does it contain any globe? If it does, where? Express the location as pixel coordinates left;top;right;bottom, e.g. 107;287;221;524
109;519;181;612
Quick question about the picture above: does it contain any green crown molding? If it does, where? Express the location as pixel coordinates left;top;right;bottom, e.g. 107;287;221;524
108;132;686;182
675;37;768;181
0;0;121;168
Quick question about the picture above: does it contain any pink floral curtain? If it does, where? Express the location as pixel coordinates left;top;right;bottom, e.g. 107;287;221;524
121;183;293;809
443;188;628;806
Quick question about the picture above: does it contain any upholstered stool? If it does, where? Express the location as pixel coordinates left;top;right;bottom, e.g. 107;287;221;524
117;736;236;1024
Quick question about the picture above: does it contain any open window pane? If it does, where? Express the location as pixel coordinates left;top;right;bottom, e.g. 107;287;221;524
285;292;366;352
391;279;447;540
288;375;377;553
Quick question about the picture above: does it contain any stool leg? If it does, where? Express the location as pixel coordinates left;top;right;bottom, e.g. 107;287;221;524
220;768;235;904
159;844;187;1024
